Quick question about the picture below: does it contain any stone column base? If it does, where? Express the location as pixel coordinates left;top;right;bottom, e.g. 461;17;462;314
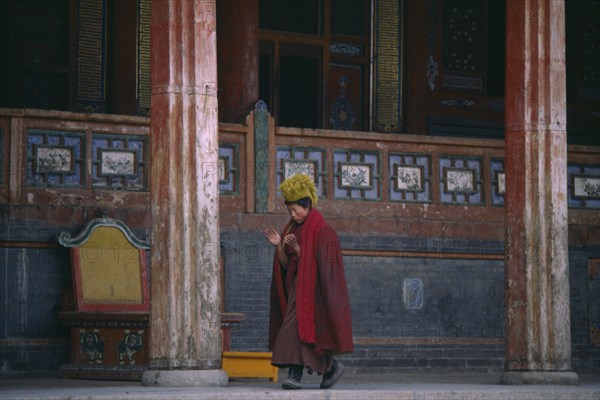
500;371;579;386
141;369;229;387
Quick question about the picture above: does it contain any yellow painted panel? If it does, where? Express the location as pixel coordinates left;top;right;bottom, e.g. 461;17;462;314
79;226;142;303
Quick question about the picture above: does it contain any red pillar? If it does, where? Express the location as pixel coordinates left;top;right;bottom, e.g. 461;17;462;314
143;0;226;387
217;0;259;123
502;0;577;385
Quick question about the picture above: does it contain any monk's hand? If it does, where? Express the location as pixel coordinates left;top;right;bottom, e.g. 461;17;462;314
264;228;281;246
284;234;300;255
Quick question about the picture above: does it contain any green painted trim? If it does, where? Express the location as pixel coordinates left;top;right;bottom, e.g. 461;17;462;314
58;217;150;249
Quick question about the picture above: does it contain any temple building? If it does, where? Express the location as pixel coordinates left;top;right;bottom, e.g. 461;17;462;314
0;0;598;386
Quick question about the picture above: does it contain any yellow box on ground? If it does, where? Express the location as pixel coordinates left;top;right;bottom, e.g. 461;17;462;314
222;351;278;382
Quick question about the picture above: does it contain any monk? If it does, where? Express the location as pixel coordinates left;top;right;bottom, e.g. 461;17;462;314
265;174;354;390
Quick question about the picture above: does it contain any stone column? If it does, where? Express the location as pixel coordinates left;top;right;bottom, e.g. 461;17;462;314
502;0;577;386
216;0;259;123
142;0;227;387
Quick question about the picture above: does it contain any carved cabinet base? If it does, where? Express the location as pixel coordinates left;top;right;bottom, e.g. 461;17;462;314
57;312;149;380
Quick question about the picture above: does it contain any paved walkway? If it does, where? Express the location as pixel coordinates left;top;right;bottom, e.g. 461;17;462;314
1;371;598;400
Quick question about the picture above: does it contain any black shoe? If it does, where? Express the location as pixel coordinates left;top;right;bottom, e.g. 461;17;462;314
282;365;303;390
320;360;345;389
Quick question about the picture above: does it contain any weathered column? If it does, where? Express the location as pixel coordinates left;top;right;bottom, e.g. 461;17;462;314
502;0;577;385
216;0;259;123
142;0;227;387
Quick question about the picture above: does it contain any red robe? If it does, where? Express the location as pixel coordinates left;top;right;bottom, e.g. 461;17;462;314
269;209;354;355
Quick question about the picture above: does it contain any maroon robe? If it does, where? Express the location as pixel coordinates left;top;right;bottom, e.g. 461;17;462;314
269;209;354;356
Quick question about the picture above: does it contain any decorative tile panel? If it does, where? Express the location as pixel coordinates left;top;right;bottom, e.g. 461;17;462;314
276;147;326;199
439;155;484;205
340;163;372;188
334;150;381;201
568;164;600;209
389;153;432;203
490;159;505;206
92;134;148;191
219;143;239;194
27;129;86;188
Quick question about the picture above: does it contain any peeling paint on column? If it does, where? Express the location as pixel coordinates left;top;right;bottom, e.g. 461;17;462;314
148;0;222;371
504;0;573;376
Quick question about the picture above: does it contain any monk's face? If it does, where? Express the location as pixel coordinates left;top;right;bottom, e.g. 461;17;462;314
286;204;310;224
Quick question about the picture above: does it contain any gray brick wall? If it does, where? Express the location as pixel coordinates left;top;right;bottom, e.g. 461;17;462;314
344;256;504;339
569;249;600;371
222;230;599;372
0;224;597;373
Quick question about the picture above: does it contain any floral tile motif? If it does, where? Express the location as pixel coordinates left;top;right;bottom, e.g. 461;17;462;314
219;144;238;194
36;145;74;173
27;129;85;187
276;146;326;199
283;159;317;182
573;176;600;199
439;155;483;205
340;163;372;188
99;149;136;176
92;134;147;191
389;153;432;203
396;165;423;191
567;164;600;209
568;164;600;209
444;168;474;192
334;150;380;200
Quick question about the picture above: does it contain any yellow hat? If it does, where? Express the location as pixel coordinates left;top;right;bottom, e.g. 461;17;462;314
279;174;318;206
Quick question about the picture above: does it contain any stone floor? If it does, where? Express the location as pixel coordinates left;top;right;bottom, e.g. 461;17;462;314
1;370;598;400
